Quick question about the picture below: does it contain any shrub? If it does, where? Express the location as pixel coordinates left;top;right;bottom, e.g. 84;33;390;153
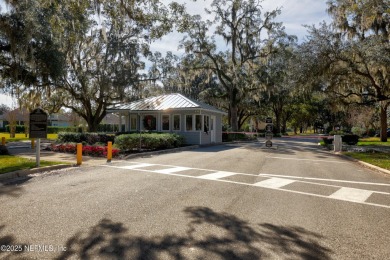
47;126;78;134
329;130;344;135
114;133;184;151
96;133;115;144
322;137;333;145
365;128;377;137
5;125;25;133
0;145;9;155
97;124;119;132
86;133;100;145
50;143;77;153
351;127;365;137
115;131;139;136
50;143;120;157
57;132;86;143
342;134;359;145
57;132;116;144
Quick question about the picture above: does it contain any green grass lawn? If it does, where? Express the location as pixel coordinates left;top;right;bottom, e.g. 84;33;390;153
344;152;390;171
0;155;67;174
0;133;58;142
357;137;390;146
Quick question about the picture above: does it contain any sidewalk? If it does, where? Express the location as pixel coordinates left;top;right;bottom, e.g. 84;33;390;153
1;141;115;181
5;141;111;166
1;141;201;181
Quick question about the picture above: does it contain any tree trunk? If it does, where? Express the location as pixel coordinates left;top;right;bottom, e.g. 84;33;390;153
379;101;388;142
87;117;99;133
230;105;238;131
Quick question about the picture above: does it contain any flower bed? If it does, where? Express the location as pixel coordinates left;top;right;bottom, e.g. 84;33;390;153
50;143;120;157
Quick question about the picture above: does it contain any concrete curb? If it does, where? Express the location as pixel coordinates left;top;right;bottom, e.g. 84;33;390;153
0;164;73;181
335;152;390;175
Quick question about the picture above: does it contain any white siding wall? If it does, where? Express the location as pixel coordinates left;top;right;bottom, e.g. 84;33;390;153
127;110;224;145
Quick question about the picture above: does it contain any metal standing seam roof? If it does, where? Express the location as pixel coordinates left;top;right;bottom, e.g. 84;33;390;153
107;93;227;115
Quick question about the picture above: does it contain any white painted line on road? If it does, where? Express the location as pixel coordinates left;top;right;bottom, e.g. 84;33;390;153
103;164;390;209
129;162;260;176
329;187;373;203
154;167;191;174
254;178;296;189
265;156;347;163
118;163;154;169
259;173;390;187
198;171;237;180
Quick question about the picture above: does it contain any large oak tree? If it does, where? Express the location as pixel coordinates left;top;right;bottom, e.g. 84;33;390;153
178;0;285;131
0;0;177;131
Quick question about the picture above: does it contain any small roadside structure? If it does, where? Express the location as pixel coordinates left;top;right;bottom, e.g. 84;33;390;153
107;93;227;145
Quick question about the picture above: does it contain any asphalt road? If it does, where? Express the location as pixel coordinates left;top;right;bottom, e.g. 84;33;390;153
1;137;389;259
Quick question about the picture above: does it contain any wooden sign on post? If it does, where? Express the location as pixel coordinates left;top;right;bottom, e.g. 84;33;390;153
29;108;48;139
265;117;273;148
29;108;48;167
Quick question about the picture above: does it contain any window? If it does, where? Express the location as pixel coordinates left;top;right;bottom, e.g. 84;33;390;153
195;115;202;131
162;115;170;131
143;115;156;131
130;115;137;130
186;115;193;131
173;115;180;131
204;115;209;133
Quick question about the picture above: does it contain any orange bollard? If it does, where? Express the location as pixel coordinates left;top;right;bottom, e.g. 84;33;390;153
1;137;5;146
107;142;112;162
76;143;82;165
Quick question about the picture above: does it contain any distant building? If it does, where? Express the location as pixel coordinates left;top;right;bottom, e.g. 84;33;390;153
107;93;227;145
0;108;72;129
0;108;29;129
48;114;72;127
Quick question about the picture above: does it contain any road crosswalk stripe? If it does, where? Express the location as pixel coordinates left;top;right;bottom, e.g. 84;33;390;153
154;167;191;174
102;162;390;209
119;163;154;169
329;187;374;203
254;178;296;189
197;171;237;180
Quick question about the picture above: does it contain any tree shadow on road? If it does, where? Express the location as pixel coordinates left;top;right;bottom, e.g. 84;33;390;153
0;177;29;198
56;207;332;259
0;224;26;259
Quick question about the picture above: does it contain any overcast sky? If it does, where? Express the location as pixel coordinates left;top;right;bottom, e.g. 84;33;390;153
0;0;331;107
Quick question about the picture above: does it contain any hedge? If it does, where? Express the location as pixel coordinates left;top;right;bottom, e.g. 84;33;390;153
5;125;26;133
322;135;359;145
0;145;9;155
97;124;119;132
342;134;359;145
114;133;185;151
50;143;120;157
57;132;116;144
47;126;78;134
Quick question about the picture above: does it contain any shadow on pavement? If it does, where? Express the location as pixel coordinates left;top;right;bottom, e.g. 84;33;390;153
55;207;332;259
0;225;26;258
0;177;30;197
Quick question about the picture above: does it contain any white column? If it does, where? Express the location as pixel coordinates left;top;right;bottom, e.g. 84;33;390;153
334;135;342;152
119;113;122;132
125;113;129;132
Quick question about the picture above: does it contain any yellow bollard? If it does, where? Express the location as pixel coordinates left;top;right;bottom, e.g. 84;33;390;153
107;141;112;162
1;137;5;146
31;138;35;149
76;143;82;165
